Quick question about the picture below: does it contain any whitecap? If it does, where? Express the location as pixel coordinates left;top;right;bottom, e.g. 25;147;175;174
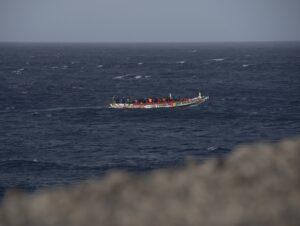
72;86;84;90
242;64;249;67
12;68;25;74
207;146;217;151
113;74;150;80
113;74;130;80
97;64;103;68
5;106;15;111
137;62;143;65
176;61;185;64
211;58;224;62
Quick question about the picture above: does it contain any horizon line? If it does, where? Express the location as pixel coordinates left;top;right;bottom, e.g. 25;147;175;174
0;40;300;44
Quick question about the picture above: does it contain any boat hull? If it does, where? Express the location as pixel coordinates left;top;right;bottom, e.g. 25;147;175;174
110;96;209;109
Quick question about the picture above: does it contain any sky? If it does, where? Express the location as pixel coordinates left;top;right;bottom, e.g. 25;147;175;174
0;0;300;42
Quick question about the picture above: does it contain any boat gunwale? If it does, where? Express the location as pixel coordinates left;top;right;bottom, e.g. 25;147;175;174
109;95;209;109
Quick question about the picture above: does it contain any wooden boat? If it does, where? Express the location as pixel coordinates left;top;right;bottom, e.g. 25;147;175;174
109;92;208;109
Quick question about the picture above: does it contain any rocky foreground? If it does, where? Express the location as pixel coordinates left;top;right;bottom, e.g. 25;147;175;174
1;137;300;226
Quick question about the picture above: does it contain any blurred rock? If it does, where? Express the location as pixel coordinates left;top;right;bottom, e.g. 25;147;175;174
1;137;300;226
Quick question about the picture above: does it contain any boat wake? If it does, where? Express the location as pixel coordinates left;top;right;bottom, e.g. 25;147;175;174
28;106;107;113
0;106;107;114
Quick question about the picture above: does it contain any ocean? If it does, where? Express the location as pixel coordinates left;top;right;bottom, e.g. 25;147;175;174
0;42;299;196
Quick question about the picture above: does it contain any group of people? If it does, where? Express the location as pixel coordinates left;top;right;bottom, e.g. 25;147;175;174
112;96;189;105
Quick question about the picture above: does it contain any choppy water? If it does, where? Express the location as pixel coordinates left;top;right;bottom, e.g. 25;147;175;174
0;42;299;195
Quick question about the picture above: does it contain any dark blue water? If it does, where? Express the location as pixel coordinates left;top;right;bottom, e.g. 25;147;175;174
0;42;299;195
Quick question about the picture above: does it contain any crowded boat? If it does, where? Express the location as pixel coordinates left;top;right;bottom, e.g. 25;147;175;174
109;92;208;109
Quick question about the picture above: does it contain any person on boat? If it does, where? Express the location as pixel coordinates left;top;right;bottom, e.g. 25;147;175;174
166;96;171;103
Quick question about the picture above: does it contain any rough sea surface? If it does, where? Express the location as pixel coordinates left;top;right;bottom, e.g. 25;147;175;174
0;42;299;195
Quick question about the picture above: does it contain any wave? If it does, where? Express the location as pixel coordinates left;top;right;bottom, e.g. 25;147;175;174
206;146;231;154
12;68;25;74
0;159;154;173
0;159;109;172
0;159;67;171
113;74;151;80
207;146;218;151
113;74;130;80
211;58;224;62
